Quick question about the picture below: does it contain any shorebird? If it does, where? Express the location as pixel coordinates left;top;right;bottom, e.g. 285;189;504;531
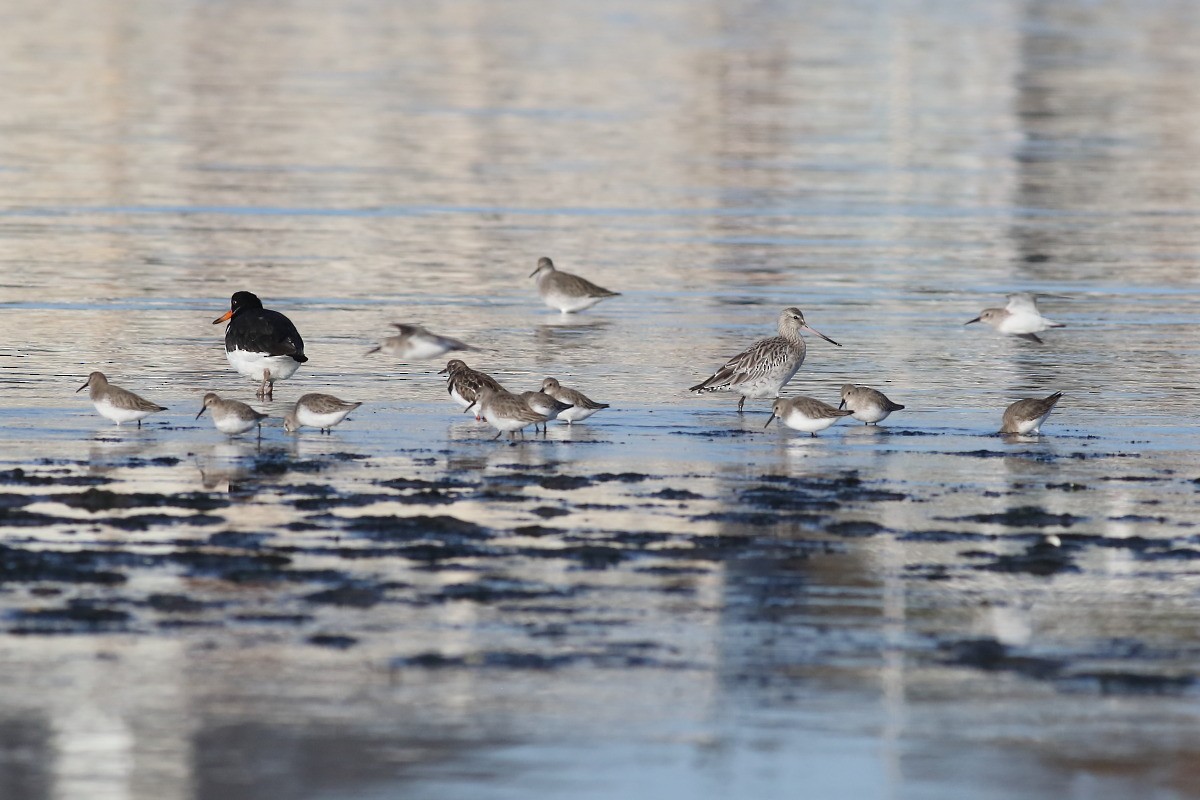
76;372;167;427
529;257;620;313
438;359;505;419
690;307;841;412
764;397;853;437
367;323;473;360
196;392;268;437
213;291;307;398
519;390;573;433
1000;392;1063;435
839;384;906;425
966;292;1065;344
465;386;547;440
283;393;363;433
540;378;609;424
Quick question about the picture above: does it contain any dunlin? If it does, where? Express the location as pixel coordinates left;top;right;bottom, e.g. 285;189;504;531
196;392;269;437
839;384;905;425
465;386;546;440
966;292;1065;344
540;377;609;424
529;257;620;313
283;393;363;433
690;307;841;412
76;372;167;427
213;291;307;398
1000;392;1062;435
519;390;573;433
438;359;505;419
764;397;853;437
367;323;473;360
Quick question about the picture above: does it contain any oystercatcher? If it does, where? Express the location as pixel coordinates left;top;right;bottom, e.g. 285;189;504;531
212;291;307;398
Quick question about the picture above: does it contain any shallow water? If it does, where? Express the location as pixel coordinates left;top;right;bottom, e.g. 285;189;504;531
3;0;1200;797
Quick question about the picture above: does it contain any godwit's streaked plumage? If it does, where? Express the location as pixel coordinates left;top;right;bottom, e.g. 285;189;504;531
690;307;841;412
529;257;620;313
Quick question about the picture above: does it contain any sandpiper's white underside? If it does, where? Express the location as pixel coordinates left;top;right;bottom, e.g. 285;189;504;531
484;409;536;433
383;338;458;360
296;406;353;430
226;349;302;383
1011;408;1055;435
556;405;601;423
93;398;157;425
849;404;892;424
541;290;607;314
997;311;1059;335
211;411;262;435
777;410;845;434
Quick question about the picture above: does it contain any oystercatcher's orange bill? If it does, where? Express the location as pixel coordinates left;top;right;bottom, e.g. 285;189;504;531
212;309;233;324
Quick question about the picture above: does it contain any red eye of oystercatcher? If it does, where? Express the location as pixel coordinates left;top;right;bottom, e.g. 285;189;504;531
213;291;307;399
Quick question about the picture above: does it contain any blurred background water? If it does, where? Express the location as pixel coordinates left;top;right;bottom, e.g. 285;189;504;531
2;1;1200;798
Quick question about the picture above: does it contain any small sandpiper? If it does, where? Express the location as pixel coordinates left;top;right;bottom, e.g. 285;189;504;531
839;384;906;425
77;372;167;427
465;386;547;440
519;390;573;433
1000;392;1062;435
367;323;473;360
966;292;1065;344
196;392;269;437
438;359;505;419
540;377;609;424
690;307;841;412
764;397;853;437
213;291;307;398
283;393;363;433
529;257;620;314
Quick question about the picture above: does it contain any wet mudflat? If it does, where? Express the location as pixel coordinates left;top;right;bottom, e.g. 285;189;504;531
3;0;1200;798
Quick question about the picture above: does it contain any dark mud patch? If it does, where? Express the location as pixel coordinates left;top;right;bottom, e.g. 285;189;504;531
0;545;128;585
897;529;996;543
537;475;594;491
99;512;225;532
146;593;210;613
323;514;491;543
945;506;1084;528
649;488;705;501
0;467;111;487
434;577;577;604
291;493;393;511
379;477;473;491
1062;671;1195;695
57;488;229;513
940;638;1063;680
392;641;685;671
593;472;650;484
304;584;385;608
971;539;1080;576
308;634;358;649
10;600;132;634
825;520;888;538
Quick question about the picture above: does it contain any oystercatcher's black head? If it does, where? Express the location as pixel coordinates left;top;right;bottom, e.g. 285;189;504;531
213;291;263;324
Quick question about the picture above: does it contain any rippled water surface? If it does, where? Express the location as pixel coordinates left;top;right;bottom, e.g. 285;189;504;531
3;1;1200;798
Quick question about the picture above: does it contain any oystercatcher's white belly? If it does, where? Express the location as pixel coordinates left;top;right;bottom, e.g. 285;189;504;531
227;349;302;382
